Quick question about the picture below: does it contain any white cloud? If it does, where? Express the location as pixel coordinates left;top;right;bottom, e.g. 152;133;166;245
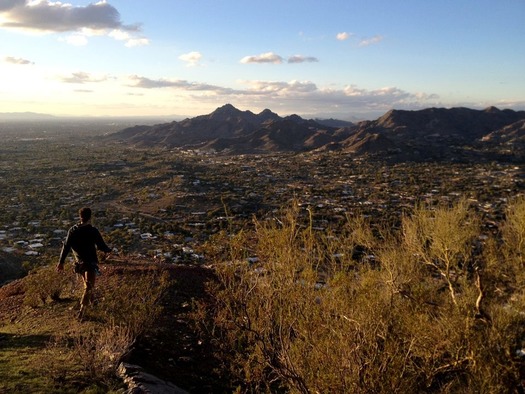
287;55;319;64
60;71;109;84
240;52;283;64
359;35;384;47
336;32;351;41
4;56;34;65
243;80;318;94
240;53;318;65
60;34;89;46
491;99;525;109
0;1;148;46
337;32;384;48
125;37;149;47
109;29;149;47
179;51;202;67
138;74;422;103
108;28;129;40
127;74;442;118
128;75;237;94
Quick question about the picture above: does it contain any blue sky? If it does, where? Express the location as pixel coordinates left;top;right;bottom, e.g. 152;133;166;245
0;0;524;120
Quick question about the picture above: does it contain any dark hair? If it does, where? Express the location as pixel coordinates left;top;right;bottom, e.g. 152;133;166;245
79;207;92;222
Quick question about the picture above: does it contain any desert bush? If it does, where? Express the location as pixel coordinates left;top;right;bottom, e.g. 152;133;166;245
94;268;170;337
40;326;131;391
498;197;525;289
502;196;525;256
73;324;134;382
24;264;76;307
401;199;480;307
200;200;525;393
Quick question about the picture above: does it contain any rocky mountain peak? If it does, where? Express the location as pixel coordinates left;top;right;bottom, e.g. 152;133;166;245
209;103;244;120
258;108;280;122
376;109;404;128
284;114;305;124
259;108;276;116
484;106;501;113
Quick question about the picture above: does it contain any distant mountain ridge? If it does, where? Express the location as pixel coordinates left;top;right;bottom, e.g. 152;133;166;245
107;104;525;162
0;112;56;121
338;106;525;161
109;104;352;153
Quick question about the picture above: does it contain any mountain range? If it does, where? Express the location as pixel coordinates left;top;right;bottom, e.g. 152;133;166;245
107;104;525;162
0;112;56;121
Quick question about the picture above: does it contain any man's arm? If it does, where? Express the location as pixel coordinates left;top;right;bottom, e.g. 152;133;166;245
56;230;73;271
94;228;112;254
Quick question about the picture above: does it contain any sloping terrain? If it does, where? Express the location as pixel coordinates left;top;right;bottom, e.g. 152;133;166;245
107;103;347;153
481;119;525;158
200;118;351;153
339;106;525;161
0;258;224;393
107;105;525;162
0;252;25;285
109;104;279;147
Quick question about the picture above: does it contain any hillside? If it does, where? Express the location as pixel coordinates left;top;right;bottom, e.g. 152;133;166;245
2;132;525;392
107;105;525;162
107;104;349;153
0;252;25;285
481;119;525;157
338;106;525;161
0;258;224;393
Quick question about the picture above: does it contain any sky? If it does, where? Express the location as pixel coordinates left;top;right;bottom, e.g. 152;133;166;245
0;0;524;120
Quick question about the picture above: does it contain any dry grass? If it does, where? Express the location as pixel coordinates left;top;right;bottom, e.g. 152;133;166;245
23;264;78;307
199;199;525;393
14;259;171;392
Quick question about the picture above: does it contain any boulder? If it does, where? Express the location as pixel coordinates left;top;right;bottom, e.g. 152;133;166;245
118;363;189;394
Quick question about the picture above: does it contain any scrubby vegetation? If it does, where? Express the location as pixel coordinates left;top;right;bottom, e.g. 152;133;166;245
0;259;170;393
1;128;525;391
198;198;525;393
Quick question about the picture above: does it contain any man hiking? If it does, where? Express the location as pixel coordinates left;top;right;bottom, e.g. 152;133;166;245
56;207;112;319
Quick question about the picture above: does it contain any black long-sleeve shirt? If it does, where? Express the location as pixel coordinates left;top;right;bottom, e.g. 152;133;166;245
59;223;111;266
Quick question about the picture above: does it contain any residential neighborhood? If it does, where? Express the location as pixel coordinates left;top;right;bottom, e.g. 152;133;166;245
1;118;525;393
1;129;523;284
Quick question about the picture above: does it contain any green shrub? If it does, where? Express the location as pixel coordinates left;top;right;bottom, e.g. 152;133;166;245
200;200;525;393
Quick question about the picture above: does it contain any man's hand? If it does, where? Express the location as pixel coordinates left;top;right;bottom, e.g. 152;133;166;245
102;249;119;262
56;262;64;272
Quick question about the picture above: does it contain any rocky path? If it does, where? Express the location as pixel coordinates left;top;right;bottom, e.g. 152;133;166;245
126;262;226;393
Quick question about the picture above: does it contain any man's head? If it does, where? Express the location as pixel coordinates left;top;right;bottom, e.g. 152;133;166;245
79;207;92;223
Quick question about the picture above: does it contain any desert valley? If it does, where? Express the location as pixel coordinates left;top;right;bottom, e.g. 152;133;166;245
1;105;525;393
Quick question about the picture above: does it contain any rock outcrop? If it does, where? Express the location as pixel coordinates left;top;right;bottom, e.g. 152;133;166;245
118;363;189;394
